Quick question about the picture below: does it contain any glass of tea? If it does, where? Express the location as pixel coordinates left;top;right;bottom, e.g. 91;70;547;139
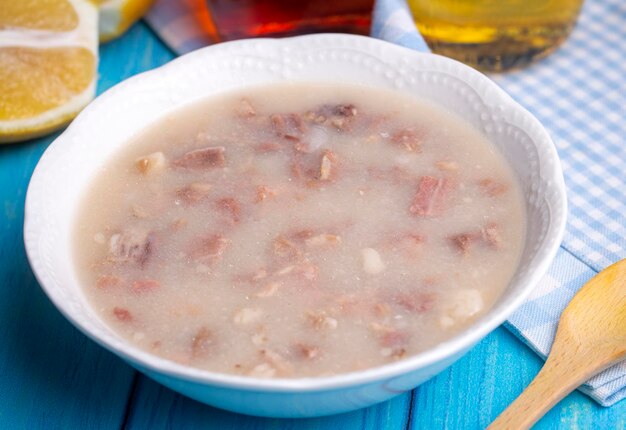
407;0;585;72
203;0;374;41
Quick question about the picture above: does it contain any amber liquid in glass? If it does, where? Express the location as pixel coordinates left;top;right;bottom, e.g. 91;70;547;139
408;0;584;72
203;0;374;42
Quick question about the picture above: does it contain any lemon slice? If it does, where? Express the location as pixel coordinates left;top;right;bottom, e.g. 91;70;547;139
98;0;154;42
0;0;98;143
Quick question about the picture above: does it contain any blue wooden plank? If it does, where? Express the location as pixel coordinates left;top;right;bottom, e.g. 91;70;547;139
125;375;412;429
0;22;174;429
409;327;626;429
0;132;136;430
98;22;175;94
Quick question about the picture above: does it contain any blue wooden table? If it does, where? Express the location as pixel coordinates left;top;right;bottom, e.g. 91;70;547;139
1;22;623;430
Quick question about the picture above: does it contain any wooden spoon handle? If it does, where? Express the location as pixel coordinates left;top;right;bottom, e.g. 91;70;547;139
487;358;580;429
491;259;626;429
488;347;626;430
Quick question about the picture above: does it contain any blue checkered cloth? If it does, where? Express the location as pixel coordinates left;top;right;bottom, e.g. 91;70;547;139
147;0;626;406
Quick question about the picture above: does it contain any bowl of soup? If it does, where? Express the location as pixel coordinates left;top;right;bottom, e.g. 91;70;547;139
24;34;566;418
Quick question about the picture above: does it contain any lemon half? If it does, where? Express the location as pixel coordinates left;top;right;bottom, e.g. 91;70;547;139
0;0;98;143
98;0;154;42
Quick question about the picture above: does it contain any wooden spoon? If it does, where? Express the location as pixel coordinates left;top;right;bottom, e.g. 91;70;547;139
489;258;626;430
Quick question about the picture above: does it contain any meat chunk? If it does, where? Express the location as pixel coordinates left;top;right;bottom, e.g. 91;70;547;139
290;150;337;183
401;234;425;246
481;223;502;248
409;176;454;217
390;291;436;313
332;104;358;117
189;234;230;262
293;343;320;360
113;307;133;322
108;229;154;267
131;279;159;294
254;142;282;153
96;275;123;290
175;182;212;206
289;229;314;241
292;140;310;153
310;104;358;131
384;233;424;258
305;311;338;330
305;233;341;248
390;128;421;152
479;178;508;197
171;218;188;231
378;329;409;359
449;233;476;255
273;237;302;263
270;113;306;141
191;327;213;357
255;185;278;203
289;156;308;181
435;160;459;171
215;197;241;224
272;229;338;270
327;104;357;130
303;110;327;124
380;329;409;348
449;223;502;254
135;152;166;175
173;146;225;169
373;303;392;317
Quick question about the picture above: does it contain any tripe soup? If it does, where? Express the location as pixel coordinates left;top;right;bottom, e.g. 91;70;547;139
74;83;525;378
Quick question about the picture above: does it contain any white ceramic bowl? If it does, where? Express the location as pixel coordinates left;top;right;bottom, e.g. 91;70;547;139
24;34;567;418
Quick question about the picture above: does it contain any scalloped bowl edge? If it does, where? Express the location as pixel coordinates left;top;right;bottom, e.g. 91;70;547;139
24;34;567;417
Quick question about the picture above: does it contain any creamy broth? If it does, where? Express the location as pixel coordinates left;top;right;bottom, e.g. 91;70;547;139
74;83;526;378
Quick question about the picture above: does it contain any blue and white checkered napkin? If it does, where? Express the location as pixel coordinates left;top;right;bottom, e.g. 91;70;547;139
145;0;626;406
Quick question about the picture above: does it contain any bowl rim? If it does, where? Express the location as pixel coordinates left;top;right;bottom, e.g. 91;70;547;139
24;33;567;392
